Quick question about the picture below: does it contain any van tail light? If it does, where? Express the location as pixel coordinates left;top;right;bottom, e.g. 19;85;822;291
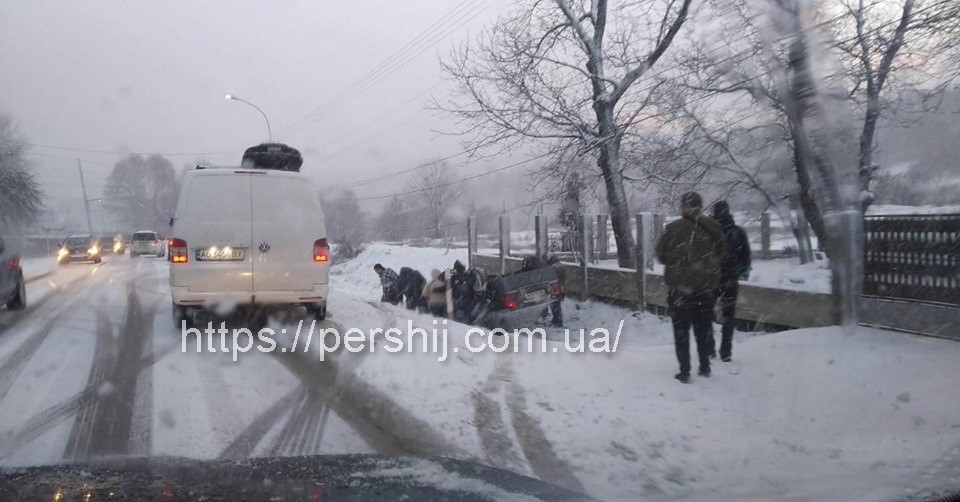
502;293;518;311
313;238;330;263
170;238;188;263
5;258;18;272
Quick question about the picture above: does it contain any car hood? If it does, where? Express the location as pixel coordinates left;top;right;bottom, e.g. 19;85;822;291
0;454;597;501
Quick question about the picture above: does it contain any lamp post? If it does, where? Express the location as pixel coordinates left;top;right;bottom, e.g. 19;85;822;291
224;93;273;141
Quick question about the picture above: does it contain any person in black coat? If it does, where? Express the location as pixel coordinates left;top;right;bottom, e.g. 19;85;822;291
397;267;427;311
710;201;752;362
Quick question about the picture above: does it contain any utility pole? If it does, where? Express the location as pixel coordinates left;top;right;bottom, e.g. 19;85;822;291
77;159;93;235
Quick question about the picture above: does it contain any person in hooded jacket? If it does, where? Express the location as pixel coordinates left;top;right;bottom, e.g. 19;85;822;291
710;201;752;362
656;192;727;383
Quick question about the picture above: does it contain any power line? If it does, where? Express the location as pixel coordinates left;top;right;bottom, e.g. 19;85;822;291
8;140;235;157
283;0;483;135
326;0;902;191
342;154;550;202
330;1;937;205
282;0;492;137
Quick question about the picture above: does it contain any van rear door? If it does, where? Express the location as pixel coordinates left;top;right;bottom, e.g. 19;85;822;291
250;173;325;292
175;172;254;293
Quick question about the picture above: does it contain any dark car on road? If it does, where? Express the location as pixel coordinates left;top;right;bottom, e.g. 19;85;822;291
57;235;102;265
0;233;26;311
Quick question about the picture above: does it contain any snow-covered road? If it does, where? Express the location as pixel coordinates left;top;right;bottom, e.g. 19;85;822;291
0;256;381;467
1;247;959;501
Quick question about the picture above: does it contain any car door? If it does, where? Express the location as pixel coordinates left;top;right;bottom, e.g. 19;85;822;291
174;172;254;293
250;173;323;292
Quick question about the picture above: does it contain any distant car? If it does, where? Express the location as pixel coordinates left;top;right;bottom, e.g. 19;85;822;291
112;233;126;254
58;235;102;264
130;231;166;257
169;150;329;325
0;233;26;310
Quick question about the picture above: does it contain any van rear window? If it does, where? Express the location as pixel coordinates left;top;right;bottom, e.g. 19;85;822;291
183;175;251;223
132;233;156;241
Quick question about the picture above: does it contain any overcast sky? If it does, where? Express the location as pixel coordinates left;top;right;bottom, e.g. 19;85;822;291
0;0;519;207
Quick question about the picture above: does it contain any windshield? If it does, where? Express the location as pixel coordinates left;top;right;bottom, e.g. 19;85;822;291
1;1;958;501
64;237;91;247
132;232;156;241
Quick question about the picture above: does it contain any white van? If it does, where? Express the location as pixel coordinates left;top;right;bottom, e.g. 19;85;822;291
169;167;329;325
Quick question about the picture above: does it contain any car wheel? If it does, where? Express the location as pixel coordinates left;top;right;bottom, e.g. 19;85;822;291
94;257;102;264
130;252;137;258
6;273;26;310
173;303;194;328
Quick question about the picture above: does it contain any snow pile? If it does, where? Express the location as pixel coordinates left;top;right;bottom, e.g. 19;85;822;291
329;243;468;299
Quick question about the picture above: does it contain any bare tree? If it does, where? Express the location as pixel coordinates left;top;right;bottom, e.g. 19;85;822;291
831;0;960;210
0;112;43;230
104;154;180;231
319;188;367;246
407;162;463;239
438;0;693;267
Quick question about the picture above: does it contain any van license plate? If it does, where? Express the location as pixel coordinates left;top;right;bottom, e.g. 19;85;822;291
197;249;245;261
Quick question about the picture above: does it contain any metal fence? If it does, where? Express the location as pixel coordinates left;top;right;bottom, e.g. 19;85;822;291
863;214;960;306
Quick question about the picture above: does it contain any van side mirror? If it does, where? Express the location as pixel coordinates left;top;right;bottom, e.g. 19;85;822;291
169;217;175;227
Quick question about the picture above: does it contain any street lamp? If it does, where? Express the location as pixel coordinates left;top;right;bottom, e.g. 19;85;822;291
224;93;273;141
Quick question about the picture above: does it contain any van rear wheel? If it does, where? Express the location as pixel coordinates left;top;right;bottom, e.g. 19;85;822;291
307;304;326;321
173;304;194;328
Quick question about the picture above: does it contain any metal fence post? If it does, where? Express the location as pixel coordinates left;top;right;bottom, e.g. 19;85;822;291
761;212;772;260
467;216;476;270
581;214;592;293
499;215;510;274
596;214;609;261
635;214;646;307
535;214;548;259
640;212;655;270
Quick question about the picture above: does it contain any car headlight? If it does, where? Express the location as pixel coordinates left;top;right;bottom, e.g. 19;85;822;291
58;248;69;259
113;242;122;252
88;247;99;255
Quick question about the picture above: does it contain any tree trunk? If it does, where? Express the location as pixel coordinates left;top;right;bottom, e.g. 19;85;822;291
793;145;828;256
857;93;881;212
595;105;636;268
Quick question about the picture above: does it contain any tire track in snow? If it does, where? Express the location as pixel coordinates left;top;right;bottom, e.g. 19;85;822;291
505;376;585;494
217;386;306;460
63;282;157;459
265;315;469;459
472;354;527;473
62;310;114;461
472;349;586;494
0;318;58;404
85;284;156;457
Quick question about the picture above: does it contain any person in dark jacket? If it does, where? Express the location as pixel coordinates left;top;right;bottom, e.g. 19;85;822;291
397;267;427;311
539;254;564;327
710;201;751;362
656;192;727;383
374;264;402;305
